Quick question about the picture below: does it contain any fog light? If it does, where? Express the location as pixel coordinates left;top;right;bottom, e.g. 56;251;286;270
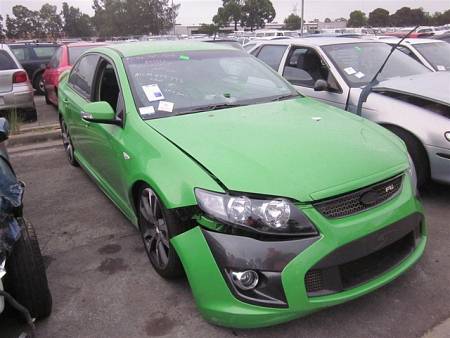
231;270;259;290
445;132;450;142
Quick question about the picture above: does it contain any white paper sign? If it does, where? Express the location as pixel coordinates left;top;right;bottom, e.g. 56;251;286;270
354;72;365;79
437;65;446;71
139;106;155;116
158;101;174;112
142;84;164;102
344;67;356;75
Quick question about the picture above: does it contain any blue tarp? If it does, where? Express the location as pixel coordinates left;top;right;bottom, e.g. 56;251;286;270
0;173;23;256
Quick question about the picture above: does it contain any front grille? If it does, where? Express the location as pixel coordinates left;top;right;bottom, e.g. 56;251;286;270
313;175;403;219
304;213;422;297
305;270;323;293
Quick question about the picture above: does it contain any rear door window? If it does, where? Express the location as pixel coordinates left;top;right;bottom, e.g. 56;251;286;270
255;45;288;71
68;54;100;99
48;47;62;68
32;46;58;59
0;51;18;70
10;47;29;62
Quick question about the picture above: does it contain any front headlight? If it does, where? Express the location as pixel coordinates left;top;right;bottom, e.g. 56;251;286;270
407;154;418;196
195;188;318;236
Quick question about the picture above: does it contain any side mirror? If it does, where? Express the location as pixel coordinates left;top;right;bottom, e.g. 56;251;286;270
314;79;329;92
0;118;10;142
81;101;119;125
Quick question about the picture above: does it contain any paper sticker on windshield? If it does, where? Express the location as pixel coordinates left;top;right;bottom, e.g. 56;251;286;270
437;65;446;71
354;72;365;79
344;67;356;75
158;101;174;113
142;84;165;102
139;106;155;116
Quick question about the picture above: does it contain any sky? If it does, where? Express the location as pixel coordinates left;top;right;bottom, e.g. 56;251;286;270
1;0;449;25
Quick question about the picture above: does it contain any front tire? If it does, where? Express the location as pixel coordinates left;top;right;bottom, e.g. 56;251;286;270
4;218;52;319
60;116;78;167
386;126;430;188
138;187;184;279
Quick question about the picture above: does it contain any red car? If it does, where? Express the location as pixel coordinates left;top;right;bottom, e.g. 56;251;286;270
43;42;106;106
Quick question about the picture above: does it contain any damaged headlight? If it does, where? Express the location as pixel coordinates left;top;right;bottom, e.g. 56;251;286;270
195;188;318;236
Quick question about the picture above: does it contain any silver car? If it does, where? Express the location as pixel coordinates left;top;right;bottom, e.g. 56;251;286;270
250;38;450;187
0;44;36;122
383;38;450;72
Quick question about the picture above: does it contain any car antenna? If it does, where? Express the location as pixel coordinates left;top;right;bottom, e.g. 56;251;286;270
356;25;419;116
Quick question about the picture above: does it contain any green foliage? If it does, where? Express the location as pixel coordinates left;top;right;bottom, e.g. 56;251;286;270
347;10;367;27
92;0;179;37
62;2;94;37
5;4;63;39
429;10;450;26
197;23;218;36
213;1;243;31
390;7;426;27
368;8;390;27
0;15;4;40
241;0;276;31
283;13;302;30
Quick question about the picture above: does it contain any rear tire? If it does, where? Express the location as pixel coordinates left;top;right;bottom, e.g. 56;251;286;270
385;126;430;188
4;218;52;320
60;115;79;167
44;89;51;105
33;72;45;95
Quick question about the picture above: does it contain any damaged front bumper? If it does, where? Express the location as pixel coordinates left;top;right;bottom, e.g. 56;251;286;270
171;178;426;328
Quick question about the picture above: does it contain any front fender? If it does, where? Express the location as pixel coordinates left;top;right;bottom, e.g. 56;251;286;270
123;113;225;212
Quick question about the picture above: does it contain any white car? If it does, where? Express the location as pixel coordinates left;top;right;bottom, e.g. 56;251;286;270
249;38;450;187
383;38;450;72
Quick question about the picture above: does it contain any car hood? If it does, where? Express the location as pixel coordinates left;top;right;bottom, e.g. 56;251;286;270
147;97;408;202
374;72;450;107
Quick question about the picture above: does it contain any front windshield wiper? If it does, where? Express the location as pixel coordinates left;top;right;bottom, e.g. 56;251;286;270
271;94;299;102
174;103;244;116
356;25;419;115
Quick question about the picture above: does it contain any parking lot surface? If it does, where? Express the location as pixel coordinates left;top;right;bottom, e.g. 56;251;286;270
0;144;449;338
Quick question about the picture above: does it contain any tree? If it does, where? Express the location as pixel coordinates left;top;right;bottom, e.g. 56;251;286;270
241;0;276;31
324;17;331;23
0;15;4;40
347;10;367;27
429;10;450;26
93;0;179;37
213;1;243;31
283;13;302;30
39;4;63;39
390;7;427;27
6;5;42;39
62;2;94;37
368;8;389;27
197;23;218;36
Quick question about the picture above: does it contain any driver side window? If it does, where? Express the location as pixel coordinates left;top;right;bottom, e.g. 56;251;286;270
282;46;341;93
93;60;124;121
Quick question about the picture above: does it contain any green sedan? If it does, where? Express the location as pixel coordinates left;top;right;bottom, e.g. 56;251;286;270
58;41;426;328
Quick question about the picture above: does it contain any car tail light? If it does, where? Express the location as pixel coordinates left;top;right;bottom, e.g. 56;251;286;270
13;71;28;84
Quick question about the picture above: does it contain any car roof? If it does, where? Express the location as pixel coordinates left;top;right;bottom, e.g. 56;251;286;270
7;42;60;47
254;37;377;47
67;42;107;47
98;41;236;57
382;38;441;45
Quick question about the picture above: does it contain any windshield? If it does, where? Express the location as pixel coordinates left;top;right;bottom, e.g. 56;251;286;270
322;42;430;87
125;50;299;120
68;46;96;65
414;42;450;71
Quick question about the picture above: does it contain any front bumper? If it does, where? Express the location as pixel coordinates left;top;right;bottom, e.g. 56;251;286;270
172;177;426;328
